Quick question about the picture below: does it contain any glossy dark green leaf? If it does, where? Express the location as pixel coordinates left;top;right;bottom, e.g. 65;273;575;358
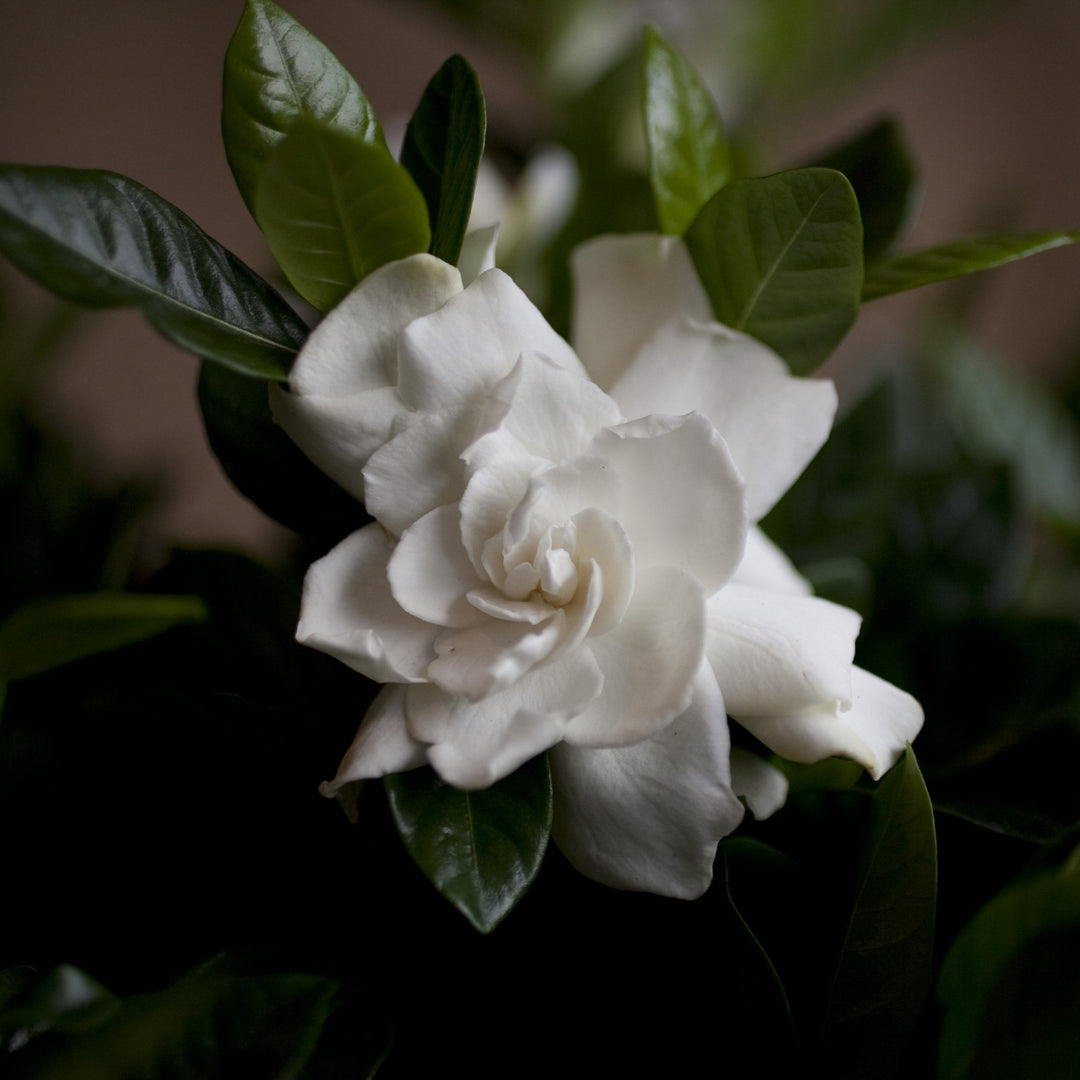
197;361;369;537
400;55;486;266
0;592;207;682
255;120;430;311
938;864;1080;1080
385;755;552;933
222;0;384;216
822;747;937;1078
863;232;1078;300
642;26;733;235
0;167;306;379
684;168;863;374
5;974;338;1080
811;118;919;260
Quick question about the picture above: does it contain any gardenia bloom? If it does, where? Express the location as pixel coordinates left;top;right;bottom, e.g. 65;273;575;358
273;234;923;899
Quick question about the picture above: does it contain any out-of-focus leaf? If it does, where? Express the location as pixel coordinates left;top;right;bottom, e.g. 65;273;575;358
685;168;863;374
0;966;118;1050
0;593;206;682
863;233;1077;301
810;118;919;260
642;26;733;235
197;361;368;538
255;120;430;311
0;167;306;379
938;863;1080;1080
385;755;552;933
400;55;486;266
222;0;384;216
5;974;338;1080
822;747;937;1078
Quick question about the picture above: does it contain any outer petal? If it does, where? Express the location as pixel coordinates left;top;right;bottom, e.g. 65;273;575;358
608;318;837;521
571;233;712;391
397;269;583;412
458;222;499;285
297;524;438;683
405;651;604;789
562;565;706;747
730;747;788;820
590;412;747;592
318;685;426;796
733;526;812;596
738;667;924;780
706;583;860;716
551;660;744;898
290;253;462;396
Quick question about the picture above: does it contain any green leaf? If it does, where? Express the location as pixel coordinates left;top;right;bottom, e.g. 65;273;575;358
255;120;431;311
0;167;306;379
863;232;1078;300
197;361;369;537
384;755;552;933
822;747;937;1078
222;0;384;216
938;865;1080;1080
642;26;734;236
811;118;919;261
684;167;863;374
0;966;118;1050
0;592;206;683
400;55;486;266
5;974;338;1080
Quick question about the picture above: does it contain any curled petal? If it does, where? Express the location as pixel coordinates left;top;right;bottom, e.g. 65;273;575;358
387;505;484;629
571;233;712;391
590;412;747;592
551;661;744;898
458;222;499;285
297;524;438;683
706;583;860;716
290;254;462;396
397;269;583;412
563;566;706;747
738;666;924;780
608;318;837;521
319;685;426;796
729;748;788;820
406;652;605;789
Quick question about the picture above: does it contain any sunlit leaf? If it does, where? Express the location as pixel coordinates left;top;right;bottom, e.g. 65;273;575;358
255;120;430;311
822;747;937;1078
0;593;207;682
385;755;552;933
685;168;863;374
222;0;384;215
0;167;305;379
863;232;1077;300
642;26;733;235
400;55;486;266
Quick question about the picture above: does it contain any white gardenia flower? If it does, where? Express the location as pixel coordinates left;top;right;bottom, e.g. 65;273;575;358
273;233;924;899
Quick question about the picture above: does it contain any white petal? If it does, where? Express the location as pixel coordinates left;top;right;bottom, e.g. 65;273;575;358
706;583;860;716
397;269;583;412
297;524;438;682
466;352;622;470
590;412;747;591
571;233;712;391
563;565;706;747
363;405;482;537
551;660;744;898
405;651;604;789
733;527;812;596
290;254;461;396
387;505;484;629
270;384;404;502
608;318;837;520
458;223;500;285
737;667;924;780
729;747;789;820
319;685;426;796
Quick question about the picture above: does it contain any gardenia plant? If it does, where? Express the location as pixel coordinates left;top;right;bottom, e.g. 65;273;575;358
277;232;923;897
